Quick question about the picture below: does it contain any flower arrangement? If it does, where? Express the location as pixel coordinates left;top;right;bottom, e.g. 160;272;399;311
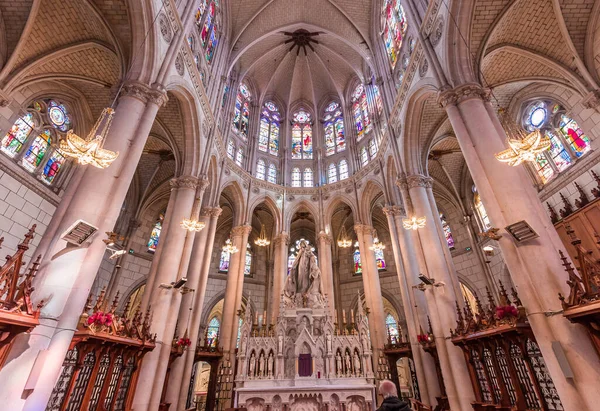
87;311;114;327
496;305;518;319
176;337;191;347
417;334;432;343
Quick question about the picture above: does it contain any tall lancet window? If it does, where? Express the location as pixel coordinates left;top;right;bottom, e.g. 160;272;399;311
258;101;280;156
339;159;349;180
353;245;362;275
267;163;277;184
147;213;165;253
232;82;251;140
352;85;372;140
382;0;408;69
386;314;400;343
291;167;301;187
195;0;220;64
473;186;491;231
324;102;346;156
291;110;313;159
256;159;266;180
303;168;314;187
328;163;337;184
440;213;455;250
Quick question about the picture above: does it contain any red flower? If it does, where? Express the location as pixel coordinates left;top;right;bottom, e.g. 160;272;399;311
496;305;518;319
176;337;192;347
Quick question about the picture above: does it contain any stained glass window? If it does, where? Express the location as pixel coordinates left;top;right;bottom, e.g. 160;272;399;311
291;110;312;159
267;163;277;184
328;163;337;184
219;248;230;272
324;102;345;156
232;83;251;139
339;159;349;180
545;130;572;172
235;148;244;167
473;188;491;231
375;248;386;270
1;113;34;157
196;1;220;64
386;314;399;342
352;85;372;140
256;159;265;180
47;101;71;132
222;85;229;108
440;214;455;250
42;149;65;184
147;213;164;253
291;168;301;187
244;245;252;276
303;168;313;187
368;138;378;158
22;130;51;172
227;139;235;159
559;115;590;157
382;0;408;69
206;317;220;346
258;102;280;156
354;248;362;275
360;147;369;166
372;85;383;115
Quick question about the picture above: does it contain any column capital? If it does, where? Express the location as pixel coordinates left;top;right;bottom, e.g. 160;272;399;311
405;174;434;189
354;224;374;237
318;231;333;245
382;205;406;217
273;232;290;246
197;175;211;192
170;175;200;190
121;82;169;107
201;207;222;218
437;83;491;108
231;224;252;238
581;90;600;109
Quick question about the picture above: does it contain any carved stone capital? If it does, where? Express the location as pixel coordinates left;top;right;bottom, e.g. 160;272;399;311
273;233;290;247
581;90;600;110
406;174;433;189
318;231;333;245
231;224;252;238
170;175;200;190
354;224;375;237
382;205;406;217
437;84;490;108
395;177;408;191
121;82;169;107
201;207;222;218
198;175;211;191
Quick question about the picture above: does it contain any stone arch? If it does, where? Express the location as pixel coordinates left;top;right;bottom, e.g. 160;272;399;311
325;195;358;229
359;179;386;226
219;180;246;227
284;199;320;233
247;193;282;235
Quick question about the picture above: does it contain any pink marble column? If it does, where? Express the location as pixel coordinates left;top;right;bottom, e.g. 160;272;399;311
317;231;336;317
354;224;387;351
132;175;199;411
271;232;290;324
404;174;474;410
383;205;439;406
440;84;600;410
0;84;167;411
220;225;252;356
171;206;222;408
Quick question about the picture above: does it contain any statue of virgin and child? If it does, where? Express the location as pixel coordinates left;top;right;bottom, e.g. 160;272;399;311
283;240;324;307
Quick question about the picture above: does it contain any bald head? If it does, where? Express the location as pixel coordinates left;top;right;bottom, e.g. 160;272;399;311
379;380;398;399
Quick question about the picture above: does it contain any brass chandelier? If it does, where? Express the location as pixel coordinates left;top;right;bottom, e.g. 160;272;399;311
369;229;385;251
255;224;270;247
180;218;206;232
403;216;426;230
222;238;238;254
337;226;352;248
60;108;119;168
494;109;551;166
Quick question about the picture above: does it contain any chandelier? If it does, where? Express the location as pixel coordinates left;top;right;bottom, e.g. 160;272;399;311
369;230;385;251
494;108;551;166
255;224;270;247
403;216;426;230
223;238;238;254
337;226;352;248
59;108;119;168
180;218;206;232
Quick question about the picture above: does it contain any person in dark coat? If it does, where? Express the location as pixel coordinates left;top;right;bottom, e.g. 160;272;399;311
376;380;412;411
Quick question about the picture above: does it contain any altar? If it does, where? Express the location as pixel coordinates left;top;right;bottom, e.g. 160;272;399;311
234;241;376;411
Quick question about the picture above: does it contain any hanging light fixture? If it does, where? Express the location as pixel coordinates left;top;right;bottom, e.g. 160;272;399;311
255;224;270;247
223;238;239;254
369;230;385;251
494;108;551;166
337;226;352;248
180;218;206;232
59;108;119;168
403;216;426;230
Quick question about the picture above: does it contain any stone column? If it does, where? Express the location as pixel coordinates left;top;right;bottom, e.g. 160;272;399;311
271;232;289;324
220;225;252;356
0;84;166;411
439;84;600;410
317;231;336;317
354;224;387;351
132;175;199;411
404;174;474;410
383;205;440;406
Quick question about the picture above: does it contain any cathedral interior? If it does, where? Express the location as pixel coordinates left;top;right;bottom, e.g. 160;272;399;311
0;0;599;410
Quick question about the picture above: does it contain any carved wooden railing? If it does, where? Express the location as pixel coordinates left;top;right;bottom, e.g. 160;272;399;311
0;225;41;367
558;224;600;355
46;288;155;411
451;283;563;411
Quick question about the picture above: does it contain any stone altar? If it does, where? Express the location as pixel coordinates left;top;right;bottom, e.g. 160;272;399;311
235;241;375;411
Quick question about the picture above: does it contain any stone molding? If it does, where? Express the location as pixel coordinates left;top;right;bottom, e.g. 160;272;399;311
382;205;406;217
231;225;252;238
437;83;491;108
405;174;433;189
121;82;168;107
170;175;200;190
201;207;222;218
198;175;211;191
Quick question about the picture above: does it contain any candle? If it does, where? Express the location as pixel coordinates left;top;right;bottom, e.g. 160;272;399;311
350;309;354;324
263;311;267;325
342;309;346;323
255;312;258;324
258;315;263;326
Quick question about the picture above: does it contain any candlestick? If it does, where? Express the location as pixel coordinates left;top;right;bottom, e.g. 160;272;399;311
342;309;346;324
263;310;267;325
350;309;354;324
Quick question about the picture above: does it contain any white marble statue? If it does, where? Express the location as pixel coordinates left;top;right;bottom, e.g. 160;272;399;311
284;241;323;301
278;334;283;353
268;352;274;377
249;353;256;377
345;351;352;376
259;352;265;377
326;333;332;353
336;352;343;376
353;351;361;376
